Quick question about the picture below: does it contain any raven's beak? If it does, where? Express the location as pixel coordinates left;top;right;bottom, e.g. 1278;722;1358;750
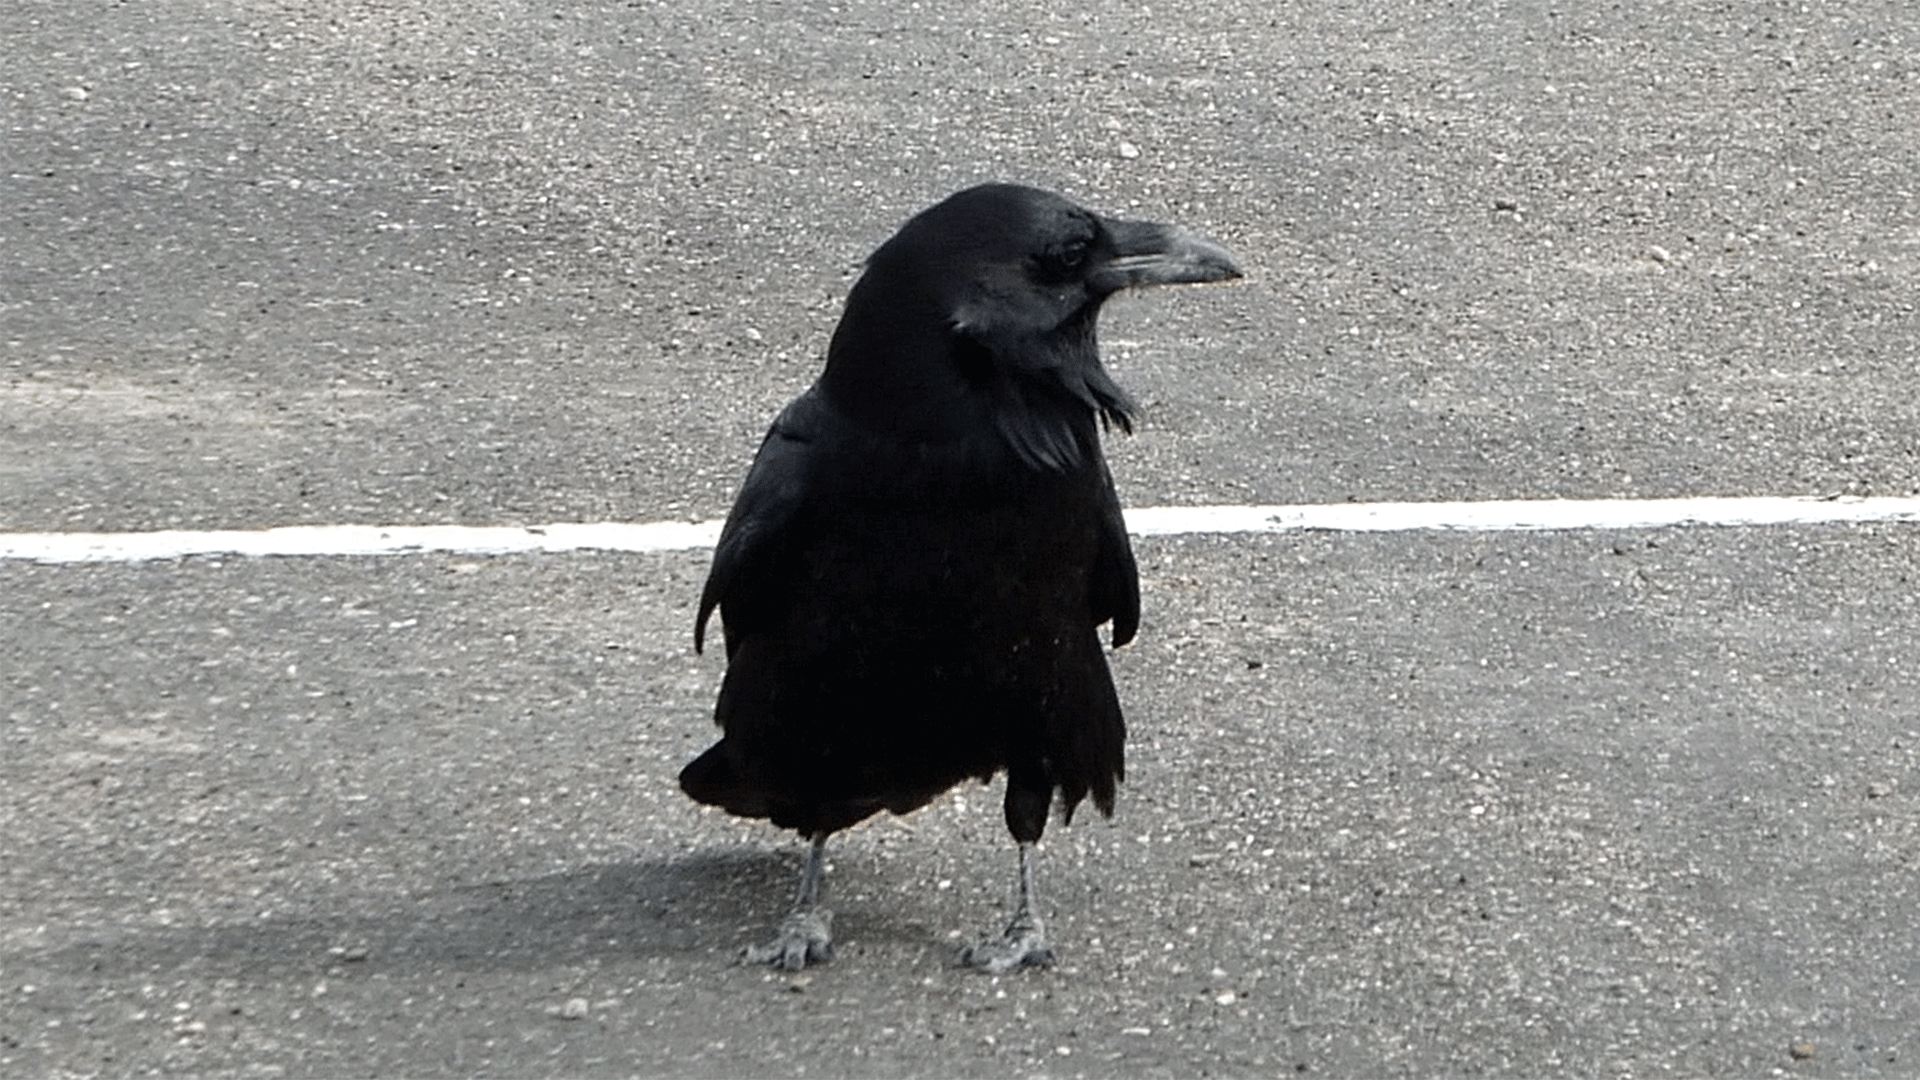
1091;219;1244;294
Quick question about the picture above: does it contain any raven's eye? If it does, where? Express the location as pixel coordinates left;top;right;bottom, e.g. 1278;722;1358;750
1038;237;1091;281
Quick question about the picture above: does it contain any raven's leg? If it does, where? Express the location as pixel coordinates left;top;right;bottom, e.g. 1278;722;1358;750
743;830;834;970
960;772;1056;972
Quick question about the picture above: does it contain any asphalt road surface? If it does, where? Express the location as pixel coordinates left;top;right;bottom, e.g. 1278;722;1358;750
4;1;1918;1076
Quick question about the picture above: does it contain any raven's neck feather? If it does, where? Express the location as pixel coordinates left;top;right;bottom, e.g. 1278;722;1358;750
821;283;1131;473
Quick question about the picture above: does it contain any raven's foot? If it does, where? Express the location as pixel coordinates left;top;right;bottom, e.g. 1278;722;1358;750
742;908;834;971
959;911;1054;974
737;907;829;968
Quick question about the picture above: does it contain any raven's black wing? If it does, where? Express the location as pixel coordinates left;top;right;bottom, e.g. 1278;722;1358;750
1089;460;1140;648
694;388;830;658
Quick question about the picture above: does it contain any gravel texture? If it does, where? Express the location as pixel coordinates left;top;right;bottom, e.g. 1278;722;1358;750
4;0;1918;1076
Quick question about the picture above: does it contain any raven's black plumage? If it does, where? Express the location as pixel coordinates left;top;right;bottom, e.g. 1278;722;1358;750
682;184;1239;970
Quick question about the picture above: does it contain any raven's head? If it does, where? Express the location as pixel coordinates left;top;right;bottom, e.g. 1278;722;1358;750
824;184;1241;471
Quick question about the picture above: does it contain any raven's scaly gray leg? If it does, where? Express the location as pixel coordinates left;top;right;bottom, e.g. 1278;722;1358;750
744;831;834;970
960;841;1056;973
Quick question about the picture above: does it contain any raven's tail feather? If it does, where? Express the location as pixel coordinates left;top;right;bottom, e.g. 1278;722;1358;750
679;740;770;818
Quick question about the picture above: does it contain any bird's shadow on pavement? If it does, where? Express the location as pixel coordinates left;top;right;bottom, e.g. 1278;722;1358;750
29;848;943;982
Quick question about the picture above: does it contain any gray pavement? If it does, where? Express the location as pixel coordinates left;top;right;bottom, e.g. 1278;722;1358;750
4;0;1918;1076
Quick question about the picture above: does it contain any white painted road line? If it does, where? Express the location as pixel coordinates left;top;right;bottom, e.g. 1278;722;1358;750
1122;495;1920;535
3;495;1918;564
0;520;725;564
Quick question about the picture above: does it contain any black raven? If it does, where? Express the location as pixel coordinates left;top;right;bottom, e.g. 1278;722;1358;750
682;183;1240;971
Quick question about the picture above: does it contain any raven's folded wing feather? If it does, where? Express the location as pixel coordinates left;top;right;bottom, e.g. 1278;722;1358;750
694;392;826;658
1090;463;1140;648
